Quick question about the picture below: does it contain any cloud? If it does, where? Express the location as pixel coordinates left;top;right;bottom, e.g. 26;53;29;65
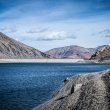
0;24;76;41
0;26;17;33
0;27;7;31
98;29;110;34
1;0;110;23
104;35;110;37
27;27;49;33
36;31;76;41
91;29;110;38
22;30;77;41
0;0;110;51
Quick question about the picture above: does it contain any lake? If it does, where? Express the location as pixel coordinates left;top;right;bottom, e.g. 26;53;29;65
0;63;110;110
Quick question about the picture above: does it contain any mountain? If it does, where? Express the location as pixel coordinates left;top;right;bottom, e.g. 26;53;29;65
90;45;110;63
0;32;50;59
0;32;109;60
46;45;95;59
46;45;109;60
33;69;110;110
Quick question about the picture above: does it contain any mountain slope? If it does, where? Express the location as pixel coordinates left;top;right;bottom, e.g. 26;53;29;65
46;45;96;59
0;32;50;59
46;45;109;59
90;46;110;63
33;69;110;110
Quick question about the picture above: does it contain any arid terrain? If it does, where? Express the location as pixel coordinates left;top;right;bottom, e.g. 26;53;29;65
33;69;110;110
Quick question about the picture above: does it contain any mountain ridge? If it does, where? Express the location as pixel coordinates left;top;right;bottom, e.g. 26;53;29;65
0;32;109;60
46;45;109;59
90;45;110;63
0;32;50;59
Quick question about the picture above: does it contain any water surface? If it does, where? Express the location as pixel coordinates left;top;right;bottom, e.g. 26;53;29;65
0;63;110;110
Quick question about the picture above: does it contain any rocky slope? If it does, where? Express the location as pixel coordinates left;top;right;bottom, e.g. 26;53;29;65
33;69;110;110
0;32;50;59
46;45;109;60
90;46;110;63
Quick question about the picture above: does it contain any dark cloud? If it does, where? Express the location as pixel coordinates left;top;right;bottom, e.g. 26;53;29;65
104;35;110;37
0;0;110;22
98;29;110;34
91;29;110;38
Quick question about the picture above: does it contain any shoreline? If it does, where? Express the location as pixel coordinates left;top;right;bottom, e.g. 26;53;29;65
33;69;110;110
0;59;98;63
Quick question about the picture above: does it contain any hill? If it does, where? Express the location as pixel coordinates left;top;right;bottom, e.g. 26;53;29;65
46;45;109;60
0;32;50;59
90;46;110;63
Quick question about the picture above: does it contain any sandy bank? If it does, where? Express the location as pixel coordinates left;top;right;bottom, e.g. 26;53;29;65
0;59;93;63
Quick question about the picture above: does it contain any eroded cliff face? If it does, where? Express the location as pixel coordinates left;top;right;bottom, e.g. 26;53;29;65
33;69;110;110
0;32;50;59
90;46;110;63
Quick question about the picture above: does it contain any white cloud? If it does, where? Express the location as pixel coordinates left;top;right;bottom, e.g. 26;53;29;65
42;31;76;40
23;30;76;41
0;26;17;33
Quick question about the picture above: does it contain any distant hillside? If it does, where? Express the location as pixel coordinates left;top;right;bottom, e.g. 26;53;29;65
46;45;109;60
46;45;95;59
0;32;50;59
90;46;110;63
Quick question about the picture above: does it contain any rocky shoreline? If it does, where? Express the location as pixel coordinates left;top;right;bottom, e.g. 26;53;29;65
33;69;110;110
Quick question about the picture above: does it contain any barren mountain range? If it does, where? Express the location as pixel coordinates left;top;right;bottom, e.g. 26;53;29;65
46;45;110;60
0;32;109;60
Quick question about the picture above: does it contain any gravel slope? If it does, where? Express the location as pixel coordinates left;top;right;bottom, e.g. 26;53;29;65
33;69;110;110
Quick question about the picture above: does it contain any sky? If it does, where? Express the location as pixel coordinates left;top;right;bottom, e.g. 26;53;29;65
0;0;110;51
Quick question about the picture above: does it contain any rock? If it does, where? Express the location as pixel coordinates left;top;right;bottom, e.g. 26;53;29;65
64;77;69;83
33;69;110;110
70;84;75;94
90;46;110;63
74;84;82;92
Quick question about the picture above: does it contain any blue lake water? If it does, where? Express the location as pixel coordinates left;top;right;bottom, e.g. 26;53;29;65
0;63;110;110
